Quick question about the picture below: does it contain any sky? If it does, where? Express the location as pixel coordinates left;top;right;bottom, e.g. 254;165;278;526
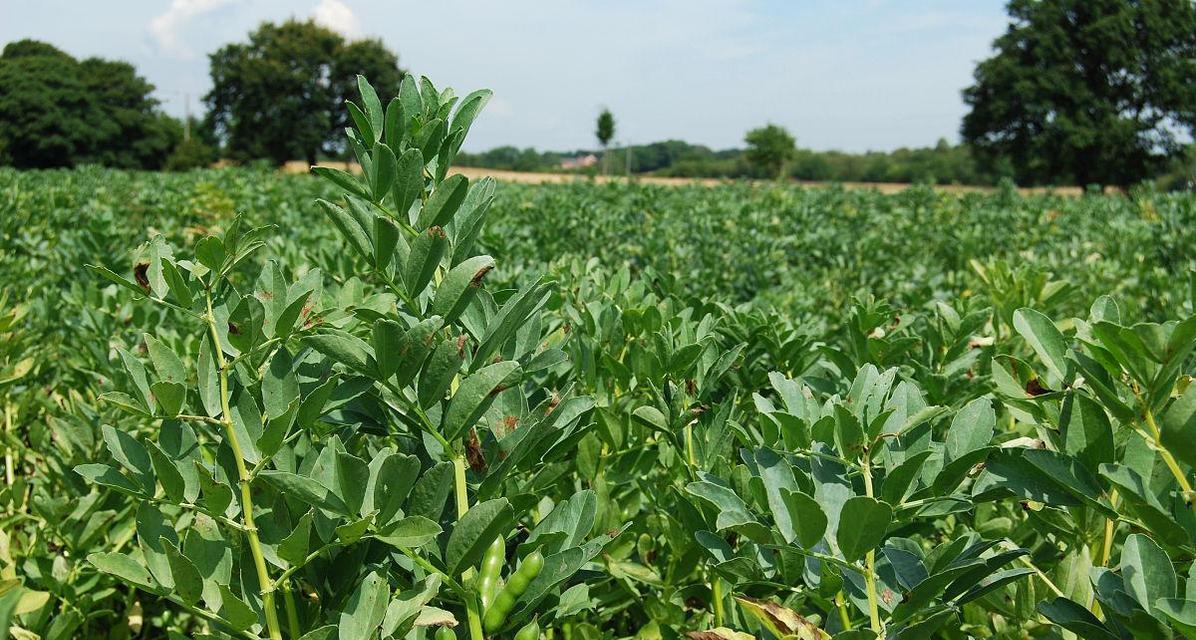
0;0;1011;153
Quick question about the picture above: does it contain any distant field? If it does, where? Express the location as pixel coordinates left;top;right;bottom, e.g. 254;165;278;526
282;160;1088;196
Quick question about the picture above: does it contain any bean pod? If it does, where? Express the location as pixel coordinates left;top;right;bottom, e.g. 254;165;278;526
513;619;540;640
478;536;505;609
482;550;544;633
435;626;457;640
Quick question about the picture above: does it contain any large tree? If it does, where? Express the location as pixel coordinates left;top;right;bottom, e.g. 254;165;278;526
744;124;796;180
204;20;403;165
962;0;1196;187
0;40;179;169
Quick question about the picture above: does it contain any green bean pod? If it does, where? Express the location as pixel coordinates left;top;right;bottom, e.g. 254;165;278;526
514;619;540;640
434;627;457;640
482;550;544;633
478;535;505;610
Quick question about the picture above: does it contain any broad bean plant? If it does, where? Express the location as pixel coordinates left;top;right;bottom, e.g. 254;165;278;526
1;75;1196;640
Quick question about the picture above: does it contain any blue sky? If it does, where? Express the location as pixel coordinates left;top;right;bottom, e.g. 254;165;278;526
0;0;1010;153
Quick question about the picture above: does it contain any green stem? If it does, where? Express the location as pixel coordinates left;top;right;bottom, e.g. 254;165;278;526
454;454;486;640
1144;408;1194;502
282;581;301;639
206;292;284;640
835;591;852;631
711;574;725;627
860;453;884;636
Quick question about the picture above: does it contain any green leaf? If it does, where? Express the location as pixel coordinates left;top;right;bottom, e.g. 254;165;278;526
779;488;827;549
370;143;397;203
338;570;391;640
945;397;995;462
335;451;371;517
357;75;384;140
431;255;496;324
373;452;421;527
417;173;468;230
836;496;893;562
1062;393;1114;471
374;213;401;270
263;347;300;421
305;330;375;375
1156;599;1196;639
74;463;144;496
418;337;466;409
313;167;370;199
1121;533;1176;619
1013;308;1069;386
407;461;454;521
392;148;425;223
162;537;203;605
259;470;348;514
279;510;314;566
318;198;372;260
1037;597;1119;640
102;424;155;493
442;361;522;440
217;584;258;631
403;225;449;298
88;552;161;593
375;515;442;548
445;498;513;577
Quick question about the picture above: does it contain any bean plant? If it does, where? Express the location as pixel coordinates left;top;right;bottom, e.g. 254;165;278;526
2;74;1196;640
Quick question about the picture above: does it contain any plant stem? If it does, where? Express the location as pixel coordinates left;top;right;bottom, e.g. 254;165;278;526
454;454;486;640
711;574;724;627
835;591;852;631
281;581;301;639
1144;408;1193;502
206;292;284;640
860;453;884;636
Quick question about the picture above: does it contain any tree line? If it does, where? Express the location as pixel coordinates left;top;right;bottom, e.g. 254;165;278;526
0;20;403;171
2;0;1195;187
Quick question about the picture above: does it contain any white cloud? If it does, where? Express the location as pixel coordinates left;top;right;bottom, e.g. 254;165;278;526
149;0;238;58
311;0;360;38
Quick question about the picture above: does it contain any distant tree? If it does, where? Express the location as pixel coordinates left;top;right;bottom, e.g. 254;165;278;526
596;109;615;174
744;124;796;180
0;40;175;169
204;20;404;165
962;0;1196;187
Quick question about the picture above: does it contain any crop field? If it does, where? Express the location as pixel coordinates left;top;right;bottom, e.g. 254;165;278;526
3;78;1196;640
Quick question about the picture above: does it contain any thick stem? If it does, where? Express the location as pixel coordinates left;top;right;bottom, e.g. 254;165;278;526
860;454;884;636
4;403;14;510
206;294;284;640
454;454;486;640
711;574;724;627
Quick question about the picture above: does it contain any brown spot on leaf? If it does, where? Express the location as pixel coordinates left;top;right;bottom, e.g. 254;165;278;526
466;428;487;473
133;262;150;292
469;265;494;288
1025;378;1049;396
228;322;241;336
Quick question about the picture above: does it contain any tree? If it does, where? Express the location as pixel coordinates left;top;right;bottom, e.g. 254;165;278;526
962;0;1196;187
596;108;615;174
204;20;404;165
0;40;177;169
744;124;796;180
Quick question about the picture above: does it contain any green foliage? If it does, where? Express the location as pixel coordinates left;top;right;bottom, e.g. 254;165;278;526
962;0;1196;187
4;75;1196;640
596;110;615;149
743;124;796;179
204;20;404;165
0;39;180;169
